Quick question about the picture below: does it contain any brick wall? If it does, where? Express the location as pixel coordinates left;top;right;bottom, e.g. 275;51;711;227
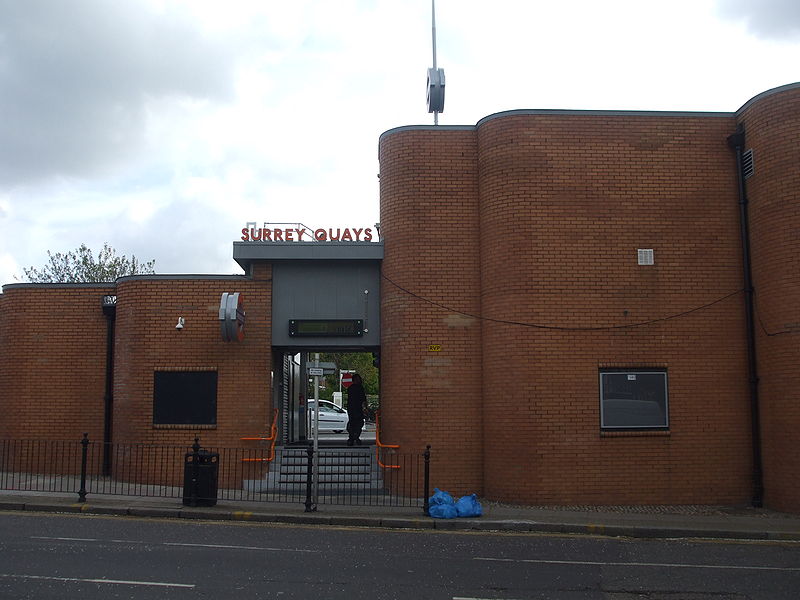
476;111;750;505
738;84;800;513
379;127;484;495
380;111;755;505
0;273;273;487
112;273;273;452
0;284;113;441
108;273;272;488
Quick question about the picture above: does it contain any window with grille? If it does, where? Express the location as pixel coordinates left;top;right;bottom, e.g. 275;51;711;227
600;369;668;429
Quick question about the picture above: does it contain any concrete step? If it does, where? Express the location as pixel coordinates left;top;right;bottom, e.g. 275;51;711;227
257;446;385;492
280;460;370;468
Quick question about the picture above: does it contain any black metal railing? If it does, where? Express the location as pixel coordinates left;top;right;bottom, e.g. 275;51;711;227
0;436;430;512
302;442;430;511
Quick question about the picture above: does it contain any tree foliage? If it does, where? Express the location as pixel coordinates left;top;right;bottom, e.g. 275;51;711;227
318;352;379;405
23;243;156;283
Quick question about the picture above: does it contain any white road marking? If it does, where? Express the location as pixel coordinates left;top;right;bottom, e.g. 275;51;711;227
0;574;194;588
30;536;318;553
165;542;317;553
475;557;800;572
30;536;97;542
453;597;522;600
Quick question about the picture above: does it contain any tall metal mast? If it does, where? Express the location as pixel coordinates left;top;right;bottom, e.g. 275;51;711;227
426;0;445;124
432;0;438;73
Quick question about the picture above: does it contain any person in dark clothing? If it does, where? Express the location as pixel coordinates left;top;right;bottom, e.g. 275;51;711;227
346;373;367;446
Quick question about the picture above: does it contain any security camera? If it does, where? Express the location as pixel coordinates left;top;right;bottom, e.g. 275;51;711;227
176;317;185;330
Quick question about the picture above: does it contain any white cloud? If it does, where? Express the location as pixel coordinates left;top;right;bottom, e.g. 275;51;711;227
0;0;236;186
1;0;799;286
717;0;800;39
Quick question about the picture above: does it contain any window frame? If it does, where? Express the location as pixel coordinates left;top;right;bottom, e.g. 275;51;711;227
599;369;669;431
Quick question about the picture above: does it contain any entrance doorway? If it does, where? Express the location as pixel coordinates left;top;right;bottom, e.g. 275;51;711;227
275;350;379;447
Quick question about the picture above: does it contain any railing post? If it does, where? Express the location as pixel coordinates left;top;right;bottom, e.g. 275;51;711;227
304;441;316;512
423;445;431;515
189;437;201;507
78;433;89;503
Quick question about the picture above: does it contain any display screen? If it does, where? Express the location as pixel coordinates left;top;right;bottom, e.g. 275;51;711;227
289;319;363;337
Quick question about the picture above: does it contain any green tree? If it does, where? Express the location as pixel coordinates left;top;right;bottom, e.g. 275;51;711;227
319;352;379;408
23;243;156;283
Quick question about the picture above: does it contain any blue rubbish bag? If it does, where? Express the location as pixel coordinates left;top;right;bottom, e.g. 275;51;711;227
428;487;457;518
429;487;454;506
455;493;483;518
428;502;458;519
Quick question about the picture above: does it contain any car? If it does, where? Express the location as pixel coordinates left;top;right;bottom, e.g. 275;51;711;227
307;400;349;433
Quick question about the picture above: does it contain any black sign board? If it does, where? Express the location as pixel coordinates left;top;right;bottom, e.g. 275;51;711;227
153;371;217;425
289;319;363;337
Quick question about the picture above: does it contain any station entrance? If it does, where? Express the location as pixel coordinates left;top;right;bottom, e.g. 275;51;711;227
272;349;380;447
232;239;385;504
262;348;399;510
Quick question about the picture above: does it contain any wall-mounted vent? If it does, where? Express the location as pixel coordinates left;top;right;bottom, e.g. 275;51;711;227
637;249;654;266
742;148;754;179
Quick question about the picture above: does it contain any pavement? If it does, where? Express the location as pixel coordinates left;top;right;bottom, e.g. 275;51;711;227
2;489;799;541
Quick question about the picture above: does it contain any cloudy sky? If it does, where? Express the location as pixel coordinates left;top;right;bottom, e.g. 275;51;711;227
1;0;798;284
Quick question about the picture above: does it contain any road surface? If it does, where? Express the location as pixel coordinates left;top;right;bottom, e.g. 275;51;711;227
1;511;798;599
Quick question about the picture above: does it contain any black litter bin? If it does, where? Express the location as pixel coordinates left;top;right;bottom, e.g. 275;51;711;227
183;449;219;506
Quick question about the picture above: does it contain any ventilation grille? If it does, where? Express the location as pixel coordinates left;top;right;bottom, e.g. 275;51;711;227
637;249;654;266
742;149;754;179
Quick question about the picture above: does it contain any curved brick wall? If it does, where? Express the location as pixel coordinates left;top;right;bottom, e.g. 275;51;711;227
378;128;484;495
0;284;111;441
0;275;273;484
380;109;755;506
475;112;751;504
737;84;800;512
112;274;273;450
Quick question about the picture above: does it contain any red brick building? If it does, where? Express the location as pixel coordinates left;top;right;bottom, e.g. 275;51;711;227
2;83;799;512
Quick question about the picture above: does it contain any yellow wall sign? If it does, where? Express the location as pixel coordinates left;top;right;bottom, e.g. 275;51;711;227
428;344;442;352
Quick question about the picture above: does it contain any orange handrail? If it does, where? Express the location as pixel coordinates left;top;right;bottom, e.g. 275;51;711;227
375;410;400;469
240;408;279;462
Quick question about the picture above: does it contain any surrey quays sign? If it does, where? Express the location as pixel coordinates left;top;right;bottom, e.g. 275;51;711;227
240;222;379;242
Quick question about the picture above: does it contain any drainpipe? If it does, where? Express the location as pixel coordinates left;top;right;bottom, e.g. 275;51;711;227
101;295;117;476
727;125;764;508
